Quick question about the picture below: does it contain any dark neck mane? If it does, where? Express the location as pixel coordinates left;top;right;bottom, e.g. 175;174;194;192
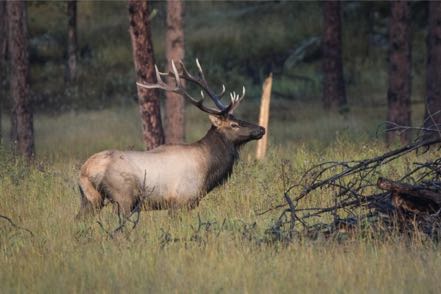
196;127;239;193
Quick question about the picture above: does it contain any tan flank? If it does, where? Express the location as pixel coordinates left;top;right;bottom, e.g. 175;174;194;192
256;73;272;160
76;60;265;219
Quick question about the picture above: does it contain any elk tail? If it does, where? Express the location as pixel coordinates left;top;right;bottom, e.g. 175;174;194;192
75;176;103;220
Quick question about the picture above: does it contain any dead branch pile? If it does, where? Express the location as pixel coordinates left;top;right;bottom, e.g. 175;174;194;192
266;136;441;241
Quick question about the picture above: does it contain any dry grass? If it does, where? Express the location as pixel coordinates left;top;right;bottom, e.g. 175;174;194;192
1;102;440;293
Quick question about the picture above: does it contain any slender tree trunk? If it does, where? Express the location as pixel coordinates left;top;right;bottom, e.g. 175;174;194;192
256;74;272;160
0;1;7;142
386;1;412;145
65;0;77;82
7;0;34;159
128;0;164;150
164;0;185;144
322;0;347;112
423;1;441;139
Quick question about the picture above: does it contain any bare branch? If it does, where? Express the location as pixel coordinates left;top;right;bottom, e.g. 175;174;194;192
0;214;34;236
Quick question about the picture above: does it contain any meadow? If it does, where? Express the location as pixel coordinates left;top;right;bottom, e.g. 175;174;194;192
2;101;441;293
2;1;440;293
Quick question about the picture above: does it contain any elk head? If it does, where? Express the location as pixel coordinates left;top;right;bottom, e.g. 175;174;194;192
136;59;265;146
207;114;265;146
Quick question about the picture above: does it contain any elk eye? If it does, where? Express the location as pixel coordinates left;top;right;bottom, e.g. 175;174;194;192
231;123;240;129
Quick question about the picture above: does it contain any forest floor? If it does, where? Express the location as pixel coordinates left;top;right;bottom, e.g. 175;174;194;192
1;102;441;293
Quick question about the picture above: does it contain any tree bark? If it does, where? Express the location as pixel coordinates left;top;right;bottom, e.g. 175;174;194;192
322;0;347;112
423;1;441;139
65;0;77;82
386;1;412;145
7;0;34;159
0;1;7;142
128;0;164;150
164;0;185;144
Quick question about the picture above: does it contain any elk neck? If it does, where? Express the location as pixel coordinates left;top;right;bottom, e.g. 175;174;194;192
196;126;240;193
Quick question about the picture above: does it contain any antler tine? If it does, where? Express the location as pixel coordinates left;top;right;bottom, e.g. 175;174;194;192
154;65;167;86
179;60;195;80
194;59;225;101
155;65;170;77
195;58;206;81
229;86;246;102
171;60;181;86
227;86;246;115
216;84;226;97
136;64;168;91
239;86;246;100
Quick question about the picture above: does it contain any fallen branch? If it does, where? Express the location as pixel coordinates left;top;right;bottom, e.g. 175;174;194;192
0;214;34;237
377;177;441;214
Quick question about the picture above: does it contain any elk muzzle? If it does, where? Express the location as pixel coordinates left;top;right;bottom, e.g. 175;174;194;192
251;126;265;140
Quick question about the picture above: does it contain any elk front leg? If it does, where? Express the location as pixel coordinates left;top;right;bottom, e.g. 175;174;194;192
167;198;200;217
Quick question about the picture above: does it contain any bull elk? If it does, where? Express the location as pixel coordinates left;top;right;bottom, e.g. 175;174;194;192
76;60;265;219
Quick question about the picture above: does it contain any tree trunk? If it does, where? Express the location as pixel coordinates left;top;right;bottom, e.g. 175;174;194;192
322;0;347;112
65;0;77;82
128;0;164;150
386;1;412;145
0;1;7;142
256;74;272;160
164;0;185;144
7;0;34;159
423;1;441;139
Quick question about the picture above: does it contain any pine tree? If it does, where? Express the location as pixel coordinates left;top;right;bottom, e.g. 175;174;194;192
322;0;347;112
7;0;34;159
386;1;412;144
128;0;164;149
164;0;185;144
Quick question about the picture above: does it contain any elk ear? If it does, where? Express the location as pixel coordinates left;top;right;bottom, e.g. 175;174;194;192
209;115;223;128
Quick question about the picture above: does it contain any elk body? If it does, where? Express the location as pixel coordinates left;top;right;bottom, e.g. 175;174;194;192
76;60;265;219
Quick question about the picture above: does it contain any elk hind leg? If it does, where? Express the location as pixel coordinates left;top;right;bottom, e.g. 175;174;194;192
112;191;137;218
75;176;104;220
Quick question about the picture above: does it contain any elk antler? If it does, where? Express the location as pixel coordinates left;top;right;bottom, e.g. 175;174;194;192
136;59;245;116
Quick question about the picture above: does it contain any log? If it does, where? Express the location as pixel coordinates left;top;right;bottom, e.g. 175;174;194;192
377;177;441;214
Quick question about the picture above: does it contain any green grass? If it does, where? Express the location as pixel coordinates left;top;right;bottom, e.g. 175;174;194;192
1;102;441;293
1;1;438;292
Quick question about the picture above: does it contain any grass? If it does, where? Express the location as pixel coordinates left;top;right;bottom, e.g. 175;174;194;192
1;101;441;293
1;1;439;292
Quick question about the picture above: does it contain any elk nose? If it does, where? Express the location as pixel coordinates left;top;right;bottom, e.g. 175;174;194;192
252;126;265;139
